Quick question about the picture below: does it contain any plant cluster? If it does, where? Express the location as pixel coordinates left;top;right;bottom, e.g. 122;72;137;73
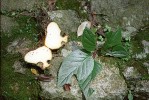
58;27;129;98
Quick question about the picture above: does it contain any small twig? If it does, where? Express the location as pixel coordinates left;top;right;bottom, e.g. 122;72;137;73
92;50;97;59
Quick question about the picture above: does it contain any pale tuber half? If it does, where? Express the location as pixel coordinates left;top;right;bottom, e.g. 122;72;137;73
46;22;61;36
45;22;68;50
24;46;52;69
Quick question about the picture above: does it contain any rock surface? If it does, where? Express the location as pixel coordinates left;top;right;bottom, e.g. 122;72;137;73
134;80;149;99
40;58;127;100
40;77;82;100
48;10;80;34
1;15;18;34
135;80;149;93
12;60;26;74
133;40;149;59
123;66;141;80
88;62;127;100
6;38;32;56
61;41;82;57
1;0;41;11
39;57;82;100
91;0;149;36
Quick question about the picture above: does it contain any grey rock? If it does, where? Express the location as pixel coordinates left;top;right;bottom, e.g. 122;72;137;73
1;15;18;34
12;60;26;74
48;10;80;33
48;57;63;78
122;26;137;39
88;62;127;100
123;66;141;80
133;40;149;59
66;41;83;51
39;57;82;100
91;0;149;31
6;38;32;56
1;0;41;11
134;80;149;99
40;77;82;100
61;41;82;57
40;58;127;100
135;80;149;93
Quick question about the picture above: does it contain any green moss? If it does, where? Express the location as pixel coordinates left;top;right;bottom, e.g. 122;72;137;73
121;27;149;79
1;54;40;99
131;28;149;54
127;60;148;75
1;15;39;49
142;74;149;80
1;13;41;99
55;0;88;19
55;0;80;11
124;27;149;77
13;15;39;41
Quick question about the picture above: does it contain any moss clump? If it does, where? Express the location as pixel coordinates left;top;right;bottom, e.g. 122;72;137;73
55;0;80;11
1;54;41;99
123;27;149;78
131;27;149;54
13;15;39;42
1;15;39;49
1;13;41;99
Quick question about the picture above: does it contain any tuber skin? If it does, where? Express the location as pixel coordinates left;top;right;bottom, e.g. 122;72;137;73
45;22;68;50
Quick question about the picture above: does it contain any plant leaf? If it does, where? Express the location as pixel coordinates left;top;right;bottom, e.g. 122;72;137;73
105;45;128;58
78;61;102;97
128;90;133;100
82;28;97;52
104;28;122;50
57;49;94;86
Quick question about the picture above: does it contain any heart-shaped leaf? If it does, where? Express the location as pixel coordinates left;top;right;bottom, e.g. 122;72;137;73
102;28;128;58
82;28;97;52
104;28;122;50
57;49;94;86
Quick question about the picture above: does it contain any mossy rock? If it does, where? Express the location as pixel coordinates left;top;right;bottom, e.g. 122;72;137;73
55;0;88;19
1;14;41;99
1;53;41;99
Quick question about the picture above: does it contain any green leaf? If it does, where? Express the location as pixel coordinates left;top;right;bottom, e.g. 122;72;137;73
82;86;94;98
92;61;102;79
90;28;97;33
104;28;122;50
102;28;129;58
105;45;128;58
57;49;94;86
78;61;102;97
58;49;102;99
82;28;97;52
128;90;133;100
